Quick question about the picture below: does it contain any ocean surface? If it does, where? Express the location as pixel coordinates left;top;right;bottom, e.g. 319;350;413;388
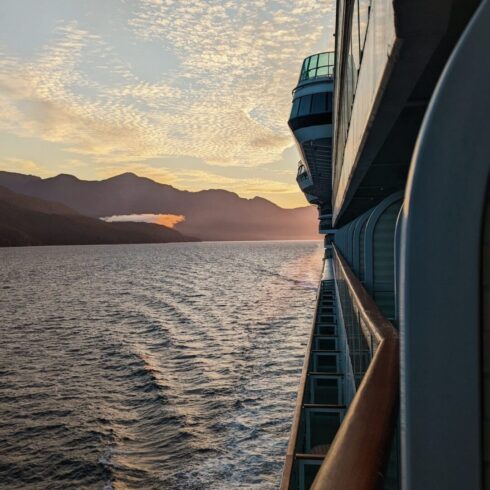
0;241;323;490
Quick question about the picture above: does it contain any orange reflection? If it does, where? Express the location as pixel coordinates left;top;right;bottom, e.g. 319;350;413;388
155;214;185;228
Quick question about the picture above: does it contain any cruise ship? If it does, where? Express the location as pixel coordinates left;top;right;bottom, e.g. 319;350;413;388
281;0;490;488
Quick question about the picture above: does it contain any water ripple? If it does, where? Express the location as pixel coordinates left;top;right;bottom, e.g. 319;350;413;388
0;241;323;489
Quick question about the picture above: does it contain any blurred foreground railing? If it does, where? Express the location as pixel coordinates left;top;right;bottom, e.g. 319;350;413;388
312;245;399;489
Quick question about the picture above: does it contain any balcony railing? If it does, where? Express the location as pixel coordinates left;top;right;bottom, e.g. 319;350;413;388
280;273;338;490
305;193;321;205
280;245;398;489
298;52;335;84
319;216;333;234
296;163;314;191
311;245;399;489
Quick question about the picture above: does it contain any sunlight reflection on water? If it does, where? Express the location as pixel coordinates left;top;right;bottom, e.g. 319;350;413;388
0;241;323;489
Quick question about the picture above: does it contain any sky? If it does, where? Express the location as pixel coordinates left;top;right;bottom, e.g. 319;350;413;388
0;0;335;208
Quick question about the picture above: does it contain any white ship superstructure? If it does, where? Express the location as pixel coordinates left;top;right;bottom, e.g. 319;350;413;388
282;0;490;488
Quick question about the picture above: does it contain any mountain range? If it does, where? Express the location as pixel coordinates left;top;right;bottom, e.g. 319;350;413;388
0;185;198;247
0;171;318;243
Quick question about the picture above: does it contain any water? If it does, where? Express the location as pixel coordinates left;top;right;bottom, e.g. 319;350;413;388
0;241;323;489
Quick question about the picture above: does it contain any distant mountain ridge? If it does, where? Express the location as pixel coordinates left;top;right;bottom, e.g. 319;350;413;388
0;171;319;241
0;186;197;247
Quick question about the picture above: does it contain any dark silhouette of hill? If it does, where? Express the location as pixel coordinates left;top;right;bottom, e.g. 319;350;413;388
0;171;319;241
0;186;197;247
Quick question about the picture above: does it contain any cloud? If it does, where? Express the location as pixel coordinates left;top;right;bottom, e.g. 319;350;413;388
95;163;179;185
102;213;185;228
0;157;48;176
170;169;299;195
97;163;299;197
0;2;335;174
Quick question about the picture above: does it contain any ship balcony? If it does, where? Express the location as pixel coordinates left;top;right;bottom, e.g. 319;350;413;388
305;193;321;205
288;90;333;132
330;0;479;226
319;215;333;234
288;53;334;210
296;52;334;88
296;162;314;192
288;52;334;133
280;250;399;490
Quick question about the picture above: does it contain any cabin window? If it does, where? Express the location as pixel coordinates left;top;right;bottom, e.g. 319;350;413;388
326;92;333;112
298;95;312;116
359;0;371;55
311;93;327;114
352;0;361;71
348;37;356;103
291;98;300;118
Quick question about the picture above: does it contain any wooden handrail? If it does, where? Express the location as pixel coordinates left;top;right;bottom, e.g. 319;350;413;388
311;245;399;490
280;261;326;490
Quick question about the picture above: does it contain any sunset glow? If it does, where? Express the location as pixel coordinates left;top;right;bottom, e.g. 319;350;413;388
102;213;186;228
0;0;335;208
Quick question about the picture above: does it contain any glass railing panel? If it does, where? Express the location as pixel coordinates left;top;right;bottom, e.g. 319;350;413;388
309;245;399;489
298;52;335;83
309;375;343;404
308;54;319;70
312;353;340;373
317;324;335;335
318;52;328;66
307;408;344;451
290;458;324;490
315;337;337;350
300;460;323;490
318;310;335;321
335;244;372;388
316;66;329;78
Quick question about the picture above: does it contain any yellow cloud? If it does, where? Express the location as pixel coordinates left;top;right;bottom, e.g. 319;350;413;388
0;157;48;176
0;3;334;169
155;214;185;227
96;163;299;198
102;213;185;228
